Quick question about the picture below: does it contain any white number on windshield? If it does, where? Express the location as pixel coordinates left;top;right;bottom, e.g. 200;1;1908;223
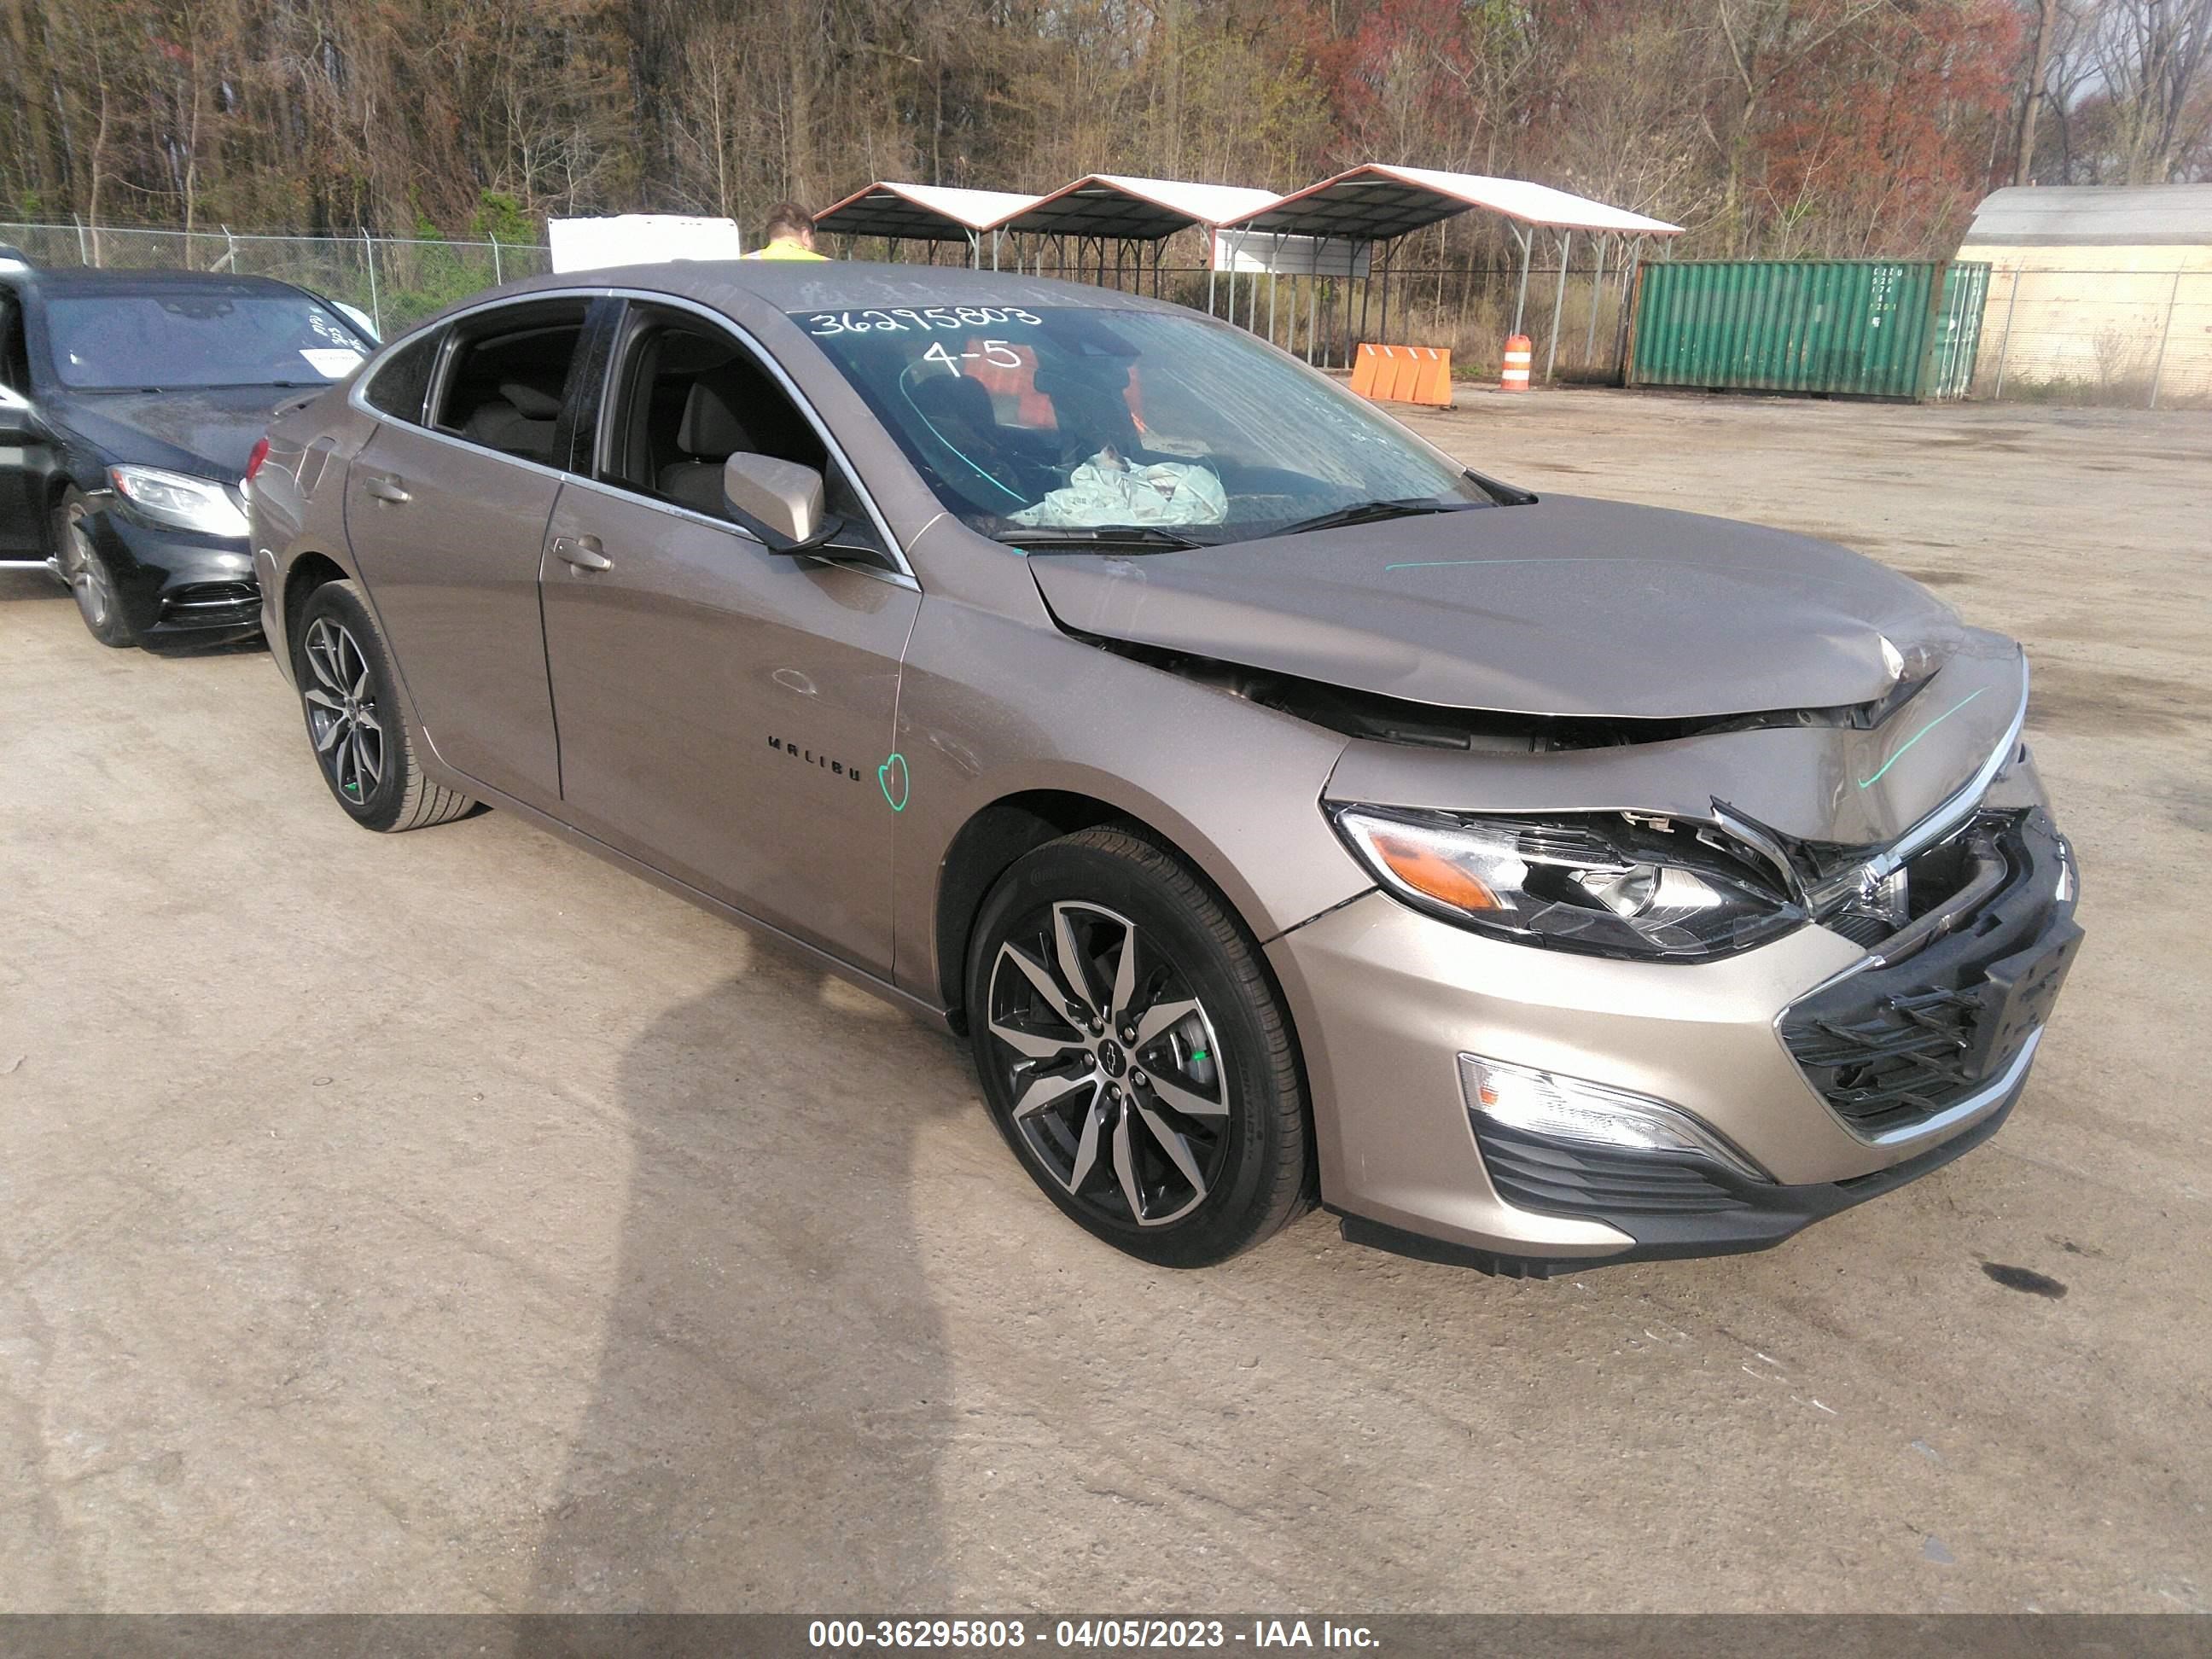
921;339;1023;375
807;307;1042;337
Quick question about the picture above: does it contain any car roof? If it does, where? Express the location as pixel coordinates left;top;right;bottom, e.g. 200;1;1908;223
15;267;309;300
482;259;1186;318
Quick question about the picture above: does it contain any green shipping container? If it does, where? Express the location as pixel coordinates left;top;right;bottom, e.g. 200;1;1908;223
1627;259;1990;400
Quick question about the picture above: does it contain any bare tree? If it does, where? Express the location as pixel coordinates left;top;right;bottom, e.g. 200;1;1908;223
2087;0;2212;182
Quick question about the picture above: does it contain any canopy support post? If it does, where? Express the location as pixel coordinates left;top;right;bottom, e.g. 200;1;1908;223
1582;234;1608;370
1545;230;1571;381
1371;238;1388;349
1307;248;1320;365
1269;235;1282;346
1511;224;1533;339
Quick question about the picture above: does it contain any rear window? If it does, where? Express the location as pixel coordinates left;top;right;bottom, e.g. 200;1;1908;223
43;289;370;391
361;328;445;424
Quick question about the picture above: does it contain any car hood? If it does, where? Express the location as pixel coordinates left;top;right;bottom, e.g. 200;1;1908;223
49;385;300;482
1026;494;1965;719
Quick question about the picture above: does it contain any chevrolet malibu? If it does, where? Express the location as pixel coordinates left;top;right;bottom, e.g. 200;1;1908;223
248;265;2081;1274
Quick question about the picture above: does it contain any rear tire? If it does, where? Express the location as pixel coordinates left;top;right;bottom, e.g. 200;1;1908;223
54;488;138;648
294;579;475;832
966;826;1310;1267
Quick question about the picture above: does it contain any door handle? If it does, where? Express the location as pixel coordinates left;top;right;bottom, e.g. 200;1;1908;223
364;474;411;504
552;533;611;572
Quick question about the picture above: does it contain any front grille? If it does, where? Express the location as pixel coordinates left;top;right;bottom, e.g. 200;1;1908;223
162;581;259;625
1782;987;1981;1133
1823;908;1895;948
1781;811;2079;1140
1472;1119;1749;1218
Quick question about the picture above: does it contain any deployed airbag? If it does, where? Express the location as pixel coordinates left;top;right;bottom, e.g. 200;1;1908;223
1012;450;1227;529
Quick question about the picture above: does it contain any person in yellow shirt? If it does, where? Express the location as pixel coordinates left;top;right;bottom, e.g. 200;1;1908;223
743;202;828;261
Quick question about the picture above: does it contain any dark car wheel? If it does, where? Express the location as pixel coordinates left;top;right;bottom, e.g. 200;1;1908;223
294;579;476;832
54;488;138;648
966;826;1311;1267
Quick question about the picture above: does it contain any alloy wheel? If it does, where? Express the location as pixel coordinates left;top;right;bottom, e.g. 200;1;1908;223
986;901;1231;1228
301;616;386;804
60;502;115;632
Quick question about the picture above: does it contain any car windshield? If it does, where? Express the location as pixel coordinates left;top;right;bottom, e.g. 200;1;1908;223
795;305;1492;546
44;289;371;390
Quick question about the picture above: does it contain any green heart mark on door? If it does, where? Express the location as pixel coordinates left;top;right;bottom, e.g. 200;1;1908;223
878;752;909;812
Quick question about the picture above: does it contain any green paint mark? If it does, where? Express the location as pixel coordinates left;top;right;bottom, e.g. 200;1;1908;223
1189;1048;1208;1062
877;751;910;812
1856;686;1988;789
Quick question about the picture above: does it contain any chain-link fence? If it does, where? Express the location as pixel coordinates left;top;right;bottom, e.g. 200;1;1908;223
963;250;1637;383
1976;267;2212;410
8;218;1629;380
0;221;551;340
26;220;2196;411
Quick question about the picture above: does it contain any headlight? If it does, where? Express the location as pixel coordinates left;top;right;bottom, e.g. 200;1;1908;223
108;465;250;538
1334;806;1804;961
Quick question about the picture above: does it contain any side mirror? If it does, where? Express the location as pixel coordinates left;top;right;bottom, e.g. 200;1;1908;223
723;452;831;551
0;383;33;440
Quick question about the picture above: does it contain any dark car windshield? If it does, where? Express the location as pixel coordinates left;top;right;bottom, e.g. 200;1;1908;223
795;305;1490;546
43;289;371;390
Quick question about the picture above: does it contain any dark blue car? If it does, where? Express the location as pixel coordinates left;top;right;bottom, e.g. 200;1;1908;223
0;258;374;648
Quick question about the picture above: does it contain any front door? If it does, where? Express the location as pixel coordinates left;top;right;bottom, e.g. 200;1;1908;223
341;295;603;806
538;302;918;974
0;290;45;556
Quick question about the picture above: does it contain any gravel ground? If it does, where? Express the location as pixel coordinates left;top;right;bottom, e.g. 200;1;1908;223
2;388;2207;1613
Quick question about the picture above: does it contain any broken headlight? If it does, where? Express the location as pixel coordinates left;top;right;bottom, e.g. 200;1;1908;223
1333;807;1805;962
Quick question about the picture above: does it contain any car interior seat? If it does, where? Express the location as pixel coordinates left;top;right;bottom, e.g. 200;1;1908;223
657;378;754;516
460;380;562;463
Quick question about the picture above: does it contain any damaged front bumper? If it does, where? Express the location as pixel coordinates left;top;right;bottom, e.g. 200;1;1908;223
1272;649;2082;1276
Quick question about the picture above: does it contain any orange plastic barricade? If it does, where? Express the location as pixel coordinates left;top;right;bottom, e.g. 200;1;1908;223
1349;343;1382;399
1501;334;1533;392
1352;344;1453;407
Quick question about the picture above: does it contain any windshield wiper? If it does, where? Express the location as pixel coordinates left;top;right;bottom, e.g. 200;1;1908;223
1271;498;1487;537
991;526;1208;552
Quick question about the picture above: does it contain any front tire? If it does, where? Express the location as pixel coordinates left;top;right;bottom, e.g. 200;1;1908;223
966;826;1310;1267
294;579;475;832
54;488;138;648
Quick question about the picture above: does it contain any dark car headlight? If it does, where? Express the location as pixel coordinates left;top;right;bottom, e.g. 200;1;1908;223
108;465;250;538
1333;806;1804;962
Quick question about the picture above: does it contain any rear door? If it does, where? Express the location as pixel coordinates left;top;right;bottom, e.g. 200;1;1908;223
538;299;919;974
342;294;611;807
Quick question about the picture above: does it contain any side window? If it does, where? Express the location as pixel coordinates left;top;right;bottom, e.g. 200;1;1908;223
429;299;591;466
0;291;28;393
599;305;882;552
360;326;443;424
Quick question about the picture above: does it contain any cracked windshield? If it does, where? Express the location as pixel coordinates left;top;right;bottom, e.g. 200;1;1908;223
797;305;1491;544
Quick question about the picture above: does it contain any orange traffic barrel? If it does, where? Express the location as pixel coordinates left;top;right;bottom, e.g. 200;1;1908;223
1501;335;1532;393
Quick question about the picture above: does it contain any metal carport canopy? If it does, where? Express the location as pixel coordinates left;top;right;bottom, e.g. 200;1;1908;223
987;174;1282;239
813;181;1044;242
1217;163;1684;240
1214;162;1684;375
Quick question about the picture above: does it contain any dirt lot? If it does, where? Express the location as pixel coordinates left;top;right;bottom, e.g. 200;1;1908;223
2;390;2208;1615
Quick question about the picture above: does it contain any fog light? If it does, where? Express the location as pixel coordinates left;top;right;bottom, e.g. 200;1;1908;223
1458;1053;1769;1182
